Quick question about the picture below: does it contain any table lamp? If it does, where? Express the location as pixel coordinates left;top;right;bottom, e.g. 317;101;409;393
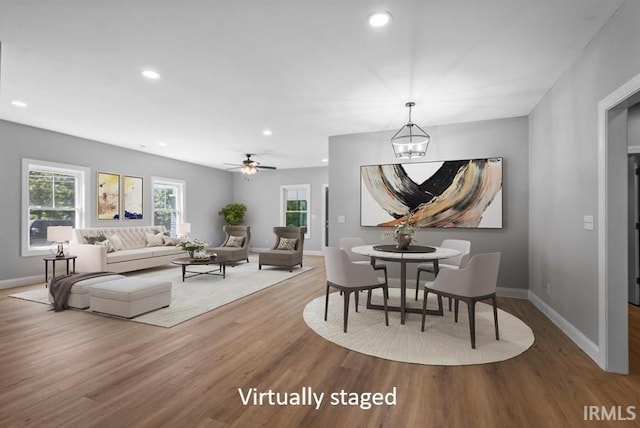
47;226;73;257
177;222;191;238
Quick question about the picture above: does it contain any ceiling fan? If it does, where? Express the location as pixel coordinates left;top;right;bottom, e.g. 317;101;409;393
225;154;277;175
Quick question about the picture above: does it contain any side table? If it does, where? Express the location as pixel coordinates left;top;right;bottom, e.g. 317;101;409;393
43;255;77;287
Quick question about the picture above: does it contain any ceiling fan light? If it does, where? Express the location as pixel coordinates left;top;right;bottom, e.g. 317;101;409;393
241;165;257;175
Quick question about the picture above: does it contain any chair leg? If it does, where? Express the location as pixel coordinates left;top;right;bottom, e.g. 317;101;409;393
343;291;351;333
492;295;500;341
467;299;477;349
415;269;422;301
382;285;389;326
354;290;359;312
421;288;428;331
448;297;452;312
324;284;331;321
259;264;262;270
454;299;459;323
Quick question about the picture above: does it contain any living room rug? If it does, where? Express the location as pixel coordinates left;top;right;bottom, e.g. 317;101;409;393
303;288;534;366
10;260;312;328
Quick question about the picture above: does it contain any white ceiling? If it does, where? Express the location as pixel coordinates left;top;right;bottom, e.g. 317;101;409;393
0;0;624;171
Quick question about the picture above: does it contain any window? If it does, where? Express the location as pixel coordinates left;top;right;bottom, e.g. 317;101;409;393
22;159;89;256
151;177;185;236
280;184;310;238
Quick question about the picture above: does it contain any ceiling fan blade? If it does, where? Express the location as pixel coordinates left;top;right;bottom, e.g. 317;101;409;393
256;165;277;170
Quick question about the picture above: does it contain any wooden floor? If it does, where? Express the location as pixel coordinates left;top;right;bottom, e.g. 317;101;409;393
1;256;639;427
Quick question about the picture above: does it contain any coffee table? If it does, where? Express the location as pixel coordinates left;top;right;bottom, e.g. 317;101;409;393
171;253;231;282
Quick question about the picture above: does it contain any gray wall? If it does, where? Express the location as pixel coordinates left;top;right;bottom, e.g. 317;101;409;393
328;116;529;289
0;119;232;281
529;0;640;344
630;103;640;146
231;167;328;252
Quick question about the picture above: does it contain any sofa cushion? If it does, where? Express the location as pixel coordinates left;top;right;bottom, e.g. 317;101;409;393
70;274;127;294
107;248;156;263
150;246;186;257
89;278;172;302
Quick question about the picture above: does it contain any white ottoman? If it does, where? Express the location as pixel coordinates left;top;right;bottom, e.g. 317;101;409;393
89;278;172;318
48;274;127;309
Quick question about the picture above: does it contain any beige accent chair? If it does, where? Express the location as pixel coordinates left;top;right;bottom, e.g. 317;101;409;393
209;225;251;264
421;252;501;349
258;227;306;272
323;247;389;333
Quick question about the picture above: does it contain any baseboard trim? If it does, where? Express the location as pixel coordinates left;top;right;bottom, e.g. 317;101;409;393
528;290;600;363
0;275;42;290
497;287;529;299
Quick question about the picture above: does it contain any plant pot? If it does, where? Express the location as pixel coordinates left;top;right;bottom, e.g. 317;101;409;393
396;233;412;250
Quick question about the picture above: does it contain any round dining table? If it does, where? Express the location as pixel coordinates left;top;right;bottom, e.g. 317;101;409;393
351;244;460;325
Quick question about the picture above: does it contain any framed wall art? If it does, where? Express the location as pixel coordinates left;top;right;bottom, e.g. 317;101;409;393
360;157;503;228
123;175;143;220
97;172;120;220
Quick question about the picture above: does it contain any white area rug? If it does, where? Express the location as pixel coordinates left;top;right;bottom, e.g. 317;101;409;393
10;260;312;328
303;288;534;366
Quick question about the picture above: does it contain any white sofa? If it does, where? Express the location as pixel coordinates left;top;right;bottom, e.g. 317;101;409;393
70;226;186;273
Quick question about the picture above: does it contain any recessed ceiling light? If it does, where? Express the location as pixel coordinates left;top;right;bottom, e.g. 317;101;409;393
12;100;27;107
141;69;161;80
369;12;391;27
158;141;167;147
321;158;328;163
262;129;272;136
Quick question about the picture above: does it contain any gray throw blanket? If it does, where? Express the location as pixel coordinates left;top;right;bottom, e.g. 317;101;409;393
50;272;119;312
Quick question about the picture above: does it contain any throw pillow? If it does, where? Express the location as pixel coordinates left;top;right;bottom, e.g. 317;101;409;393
108;234;125;251
276;237;298;251
164;237;177;246
224;235;245;248
83;233;107;245
145;232;165;247
95;240;114;253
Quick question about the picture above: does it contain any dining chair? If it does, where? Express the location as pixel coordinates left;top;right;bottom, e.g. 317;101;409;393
414;239;471;302
421;252;501;349
339;237;388;284
324;247;389;333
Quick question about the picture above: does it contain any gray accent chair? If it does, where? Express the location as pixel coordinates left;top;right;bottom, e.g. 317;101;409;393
209;225;251;264
258;227;306;272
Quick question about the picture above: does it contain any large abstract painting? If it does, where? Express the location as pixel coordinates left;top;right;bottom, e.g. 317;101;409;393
97;172;120;220
123;175;143;220
361;158;503;228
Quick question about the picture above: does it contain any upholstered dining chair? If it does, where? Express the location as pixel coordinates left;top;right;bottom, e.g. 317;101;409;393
421;252;501;349
414;239;471;302
324;247;389;333
339;237;388;284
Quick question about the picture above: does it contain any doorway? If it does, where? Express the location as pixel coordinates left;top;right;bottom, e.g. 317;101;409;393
599;73;640;374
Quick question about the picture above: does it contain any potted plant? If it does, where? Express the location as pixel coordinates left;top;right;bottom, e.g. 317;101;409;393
218;203;247;225
383;210;418;250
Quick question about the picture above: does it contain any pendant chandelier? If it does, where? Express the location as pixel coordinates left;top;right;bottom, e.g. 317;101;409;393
391;102;431;159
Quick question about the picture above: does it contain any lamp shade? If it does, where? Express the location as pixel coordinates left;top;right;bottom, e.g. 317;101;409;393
177;222;191;235
47;226;73;242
